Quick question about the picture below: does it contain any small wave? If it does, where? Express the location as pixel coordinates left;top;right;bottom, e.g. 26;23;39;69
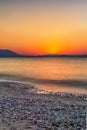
0;73;87;89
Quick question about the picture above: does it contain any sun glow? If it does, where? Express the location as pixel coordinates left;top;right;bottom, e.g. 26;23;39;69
48;48;58;54
0;1;87;55
46;44;59;54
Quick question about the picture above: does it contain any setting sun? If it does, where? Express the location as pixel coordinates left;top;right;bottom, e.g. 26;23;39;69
46;44;59;54
0;1;87;129
0;0;87;55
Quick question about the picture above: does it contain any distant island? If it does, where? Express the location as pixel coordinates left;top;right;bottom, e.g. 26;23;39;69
0;49;87;58
0;49;21;57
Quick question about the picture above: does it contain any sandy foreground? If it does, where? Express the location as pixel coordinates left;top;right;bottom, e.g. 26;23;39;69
0;81;86;130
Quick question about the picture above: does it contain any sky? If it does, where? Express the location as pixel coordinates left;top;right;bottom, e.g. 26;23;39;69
0;0;87;55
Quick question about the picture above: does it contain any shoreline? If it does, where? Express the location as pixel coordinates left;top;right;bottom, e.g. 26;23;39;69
0;81;86;130
0;79;87;95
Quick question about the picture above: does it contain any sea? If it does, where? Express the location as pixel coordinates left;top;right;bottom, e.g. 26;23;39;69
0;58;87;95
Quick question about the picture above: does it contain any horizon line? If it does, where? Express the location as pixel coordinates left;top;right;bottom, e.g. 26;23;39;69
0;49;87;58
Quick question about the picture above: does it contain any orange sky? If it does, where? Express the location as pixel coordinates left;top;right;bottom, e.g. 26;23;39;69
0;0;87;55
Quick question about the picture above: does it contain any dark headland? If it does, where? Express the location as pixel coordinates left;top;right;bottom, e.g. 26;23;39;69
0;49;21;57
0;49;87;58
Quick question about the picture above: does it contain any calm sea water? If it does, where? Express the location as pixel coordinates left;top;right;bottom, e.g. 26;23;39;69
0;58;87;94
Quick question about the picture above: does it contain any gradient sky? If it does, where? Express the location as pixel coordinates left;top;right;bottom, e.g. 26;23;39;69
0;0;87;55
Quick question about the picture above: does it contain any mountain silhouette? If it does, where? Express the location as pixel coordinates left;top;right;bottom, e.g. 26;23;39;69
0;49;21;57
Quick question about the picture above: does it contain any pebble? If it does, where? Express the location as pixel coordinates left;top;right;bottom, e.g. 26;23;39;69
0;82;86;130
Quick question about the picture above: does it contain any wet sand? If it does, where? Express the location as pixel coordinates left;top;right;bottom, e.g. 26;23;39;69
0;81;86;130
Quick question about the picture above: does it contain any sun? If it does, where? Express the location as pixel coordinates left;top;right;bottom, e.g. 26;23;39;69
47;44;58;54
48;48;58;54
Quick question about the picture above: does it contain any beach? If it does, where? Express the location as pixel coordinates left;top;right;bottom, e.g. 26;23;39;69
0;81;86;130
1;0;87;129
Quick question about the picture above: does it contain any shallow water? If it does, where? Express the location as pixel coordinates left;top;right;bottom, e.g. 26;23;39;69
0;58;87;94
